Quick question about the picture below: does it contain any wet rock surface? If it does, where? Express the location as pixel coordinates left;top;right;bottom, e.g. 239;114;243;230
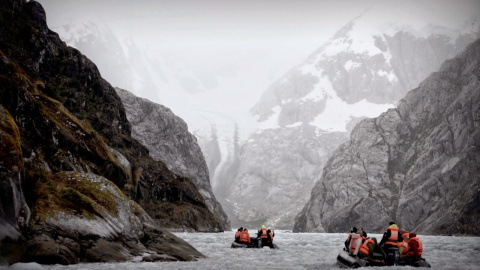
0;0;211;264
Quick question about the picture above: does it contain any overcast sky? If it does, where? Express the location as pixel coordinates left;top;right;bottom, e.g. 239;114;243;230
36;0;480;134
37;0;479;84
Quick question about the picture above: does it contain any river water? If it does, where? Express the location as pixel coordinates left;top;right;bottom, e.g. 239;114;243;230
6;231;480;269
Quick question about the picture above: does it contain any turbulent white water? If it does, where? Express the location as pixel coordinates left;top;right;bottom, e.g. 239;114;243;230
7;231;480;270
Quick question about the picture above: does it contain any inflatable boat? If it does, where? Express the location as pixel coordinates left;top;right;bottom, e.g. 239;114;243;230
337;248;430;268
231;237;279;249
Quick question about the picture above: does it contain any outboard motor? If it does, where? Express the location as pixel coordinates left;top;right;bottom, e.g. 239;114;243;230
385;247;400;266
256;238;262;248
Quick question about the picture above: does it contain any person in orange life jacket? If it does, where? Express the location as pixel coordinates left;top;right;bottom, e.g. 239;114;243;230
345;227;358;250
257;225;267;238
234;227;243;243
239;228;250;244
257;225;268;246
257;225;273;247
349;228;364;256
403;232;423;262
398;230;410;258
358;235;378;259
379;222;403;248
265;229;275;247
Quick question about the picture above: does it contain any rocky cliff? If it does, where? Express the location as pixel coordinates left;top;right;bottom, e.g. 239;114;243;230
0;0;215;264
115;88;230;231
222;125;349;228
294;38;480;235
220;13;479;229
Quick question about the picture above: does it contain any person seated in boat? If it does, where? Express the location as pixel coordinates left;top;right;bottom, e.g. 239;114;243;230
357;235;377;259
257;225;269;246
345;227;358;250
265;228;275;248
398;230;410;259
379;221;403;250
349;228;364;256
402;232;423;264
234;227;243;243
239;228;251;244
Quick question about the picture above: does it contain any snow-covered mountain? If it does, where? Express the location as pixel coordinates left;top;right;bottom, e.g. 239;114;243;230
294;37;480;235
252;15;480;131
49;10;480;230
219;13;480;229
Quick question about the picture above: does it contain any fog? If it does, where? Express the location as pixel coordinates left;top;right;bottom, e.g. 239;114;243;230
36;0;479;134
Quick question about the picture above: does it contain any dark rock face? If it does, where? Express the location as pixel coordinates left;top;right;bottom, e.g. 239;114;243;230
115;88;230;231
0;107;30;264
24;171;203;264
0;0;213;263
294;38;480;235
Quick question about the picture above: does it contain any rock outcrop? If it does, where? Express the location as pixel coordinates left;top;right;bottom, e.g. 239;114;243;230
0;0;214;264
115;88;230;231
294;38;480;235
25;171;202;264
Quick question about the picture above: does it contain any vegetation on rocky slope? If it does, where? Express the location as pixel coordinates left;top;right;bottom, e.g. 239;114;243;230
0;0;220;264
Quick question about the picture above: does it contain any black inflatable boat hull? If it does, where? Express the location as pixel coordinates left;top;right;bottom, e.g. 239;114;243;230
231;242;251;248
231;237;279;249
336;250;431;268
337;251;367;268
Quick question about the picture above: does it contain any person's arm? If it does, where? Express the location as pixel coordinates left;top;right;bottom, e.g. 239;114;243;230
379;230;390;246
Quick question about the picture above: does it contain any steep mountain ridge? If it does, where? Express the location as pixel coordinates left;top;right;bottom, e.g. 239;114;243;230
115;88;231;231
219;13;480;229
252;16;480;129
293;38;480;235
0;0;217;264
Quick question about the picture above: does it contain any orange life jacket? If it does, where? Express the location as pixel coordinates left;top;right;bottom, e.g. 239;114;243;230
239;230;250;243
359;238;375;255
405;237;423;257
385;227;399;246
350;234;362;254
260;228;268;238
235;231;242;240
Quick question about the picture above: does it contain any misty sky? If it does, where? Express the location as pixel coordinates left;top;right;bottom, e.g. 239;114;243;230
36;0;480;135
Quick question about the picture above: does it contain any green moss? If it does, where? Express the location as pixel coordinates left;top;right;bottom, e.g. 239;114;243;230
28;170;127;222
60;188;94;213
0;106;23;169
